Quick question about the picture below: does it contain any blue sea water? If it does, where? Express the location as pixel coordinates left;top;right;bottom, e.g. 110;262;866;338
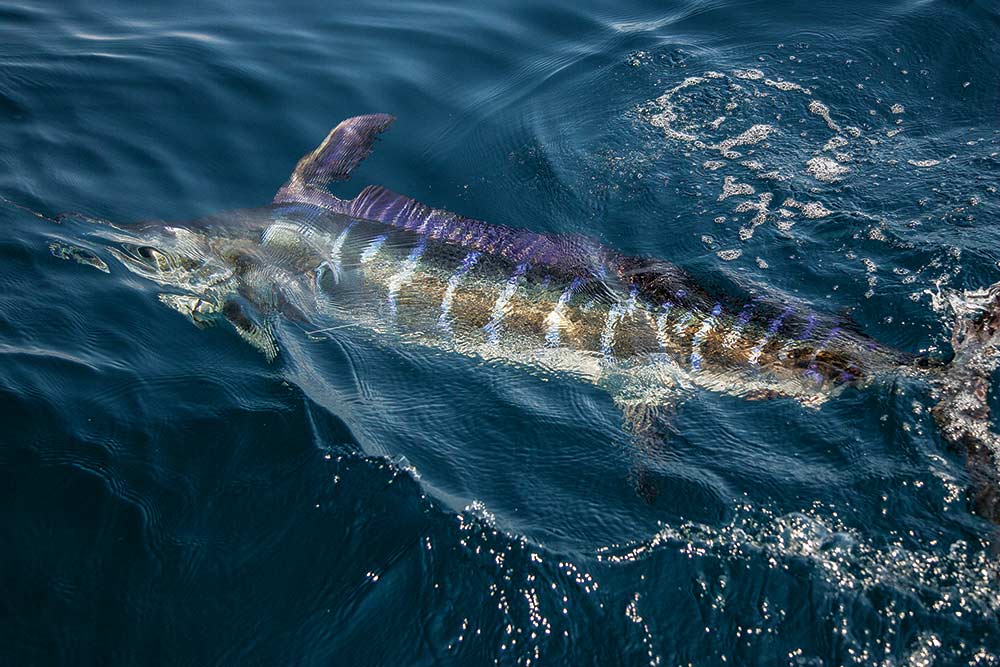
1;0;999;664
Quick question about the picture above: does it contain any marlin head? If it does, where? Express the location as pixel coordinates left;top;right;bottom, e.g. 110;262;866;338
91;212;287;360
102;223;232;293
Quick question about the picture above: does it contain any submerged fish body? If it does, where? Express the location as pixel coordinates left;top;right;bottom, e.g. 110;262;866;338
98;120;916;403
152;197;902;409
72;114;1000;521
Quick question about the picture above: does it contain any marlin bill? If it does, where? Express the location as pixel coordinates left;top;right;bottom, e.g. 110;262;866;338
46;114;1000;522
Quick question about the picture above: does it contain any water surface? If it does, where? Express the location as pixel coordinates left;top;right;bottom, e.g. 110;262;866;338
1;0;999;664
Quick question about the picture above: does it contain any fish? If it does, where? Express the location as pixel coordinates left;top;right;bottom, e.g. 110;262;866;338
44;114;1000;522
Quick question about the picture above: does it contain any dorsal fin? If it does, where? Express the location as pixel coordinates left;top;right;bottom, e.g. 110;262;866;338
348;184;472;235
347;184;608;278
274;114;395;202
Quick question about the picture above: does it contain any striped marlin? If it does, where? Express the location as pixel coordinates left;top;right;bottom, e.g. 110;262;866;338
55;114;1000;522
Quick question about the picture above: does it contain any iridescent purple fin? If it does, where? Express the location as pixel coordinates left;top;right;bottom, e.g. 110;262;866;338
274;114;395;203
347;184;606;276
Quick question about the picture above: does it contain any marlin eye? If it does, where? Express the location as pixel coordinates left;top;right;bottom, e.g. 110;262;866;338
138;246;158;260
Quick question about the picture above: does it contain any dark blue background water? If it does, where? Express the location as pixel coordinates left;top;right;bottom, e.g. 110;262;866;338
1;0;999;664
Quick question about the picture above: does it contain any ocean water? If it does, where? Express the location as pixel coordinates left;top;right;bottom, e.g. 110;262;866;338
1;0;999;664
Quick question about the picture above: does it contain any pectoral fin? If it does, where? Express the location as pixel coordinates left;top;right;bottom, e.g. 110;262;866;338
223;298;279;362
617;398;680;504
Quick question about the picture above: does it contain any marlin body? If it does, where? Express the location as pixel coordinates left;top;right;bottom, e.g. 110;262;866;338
70;114;1000;519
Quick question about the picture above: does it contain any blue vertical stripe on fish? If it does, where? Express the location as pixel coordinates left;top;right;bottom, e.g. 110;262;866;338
359;234;388;263
655;302;674;350
386;238;427;318
545;276;585;347
723;301;755;348
691;303;723;372
323;220;357;284
625;285;639;316
484;262;529;345
748;307;794;365
798;314;818;341
673;310;694;336
804;326;842;383
600;287;640;357
438;251;482;333
601;303;625;356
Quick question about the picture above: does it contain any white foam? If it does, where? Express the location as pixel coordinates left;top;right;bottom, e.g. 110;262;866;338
718;175;754;201
806;156;850;182
647;77;709;142
764;78;811;94
714;124;774;157
783;197;833;219
734;192;773;240
823;136;849;152
808;100;841;133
